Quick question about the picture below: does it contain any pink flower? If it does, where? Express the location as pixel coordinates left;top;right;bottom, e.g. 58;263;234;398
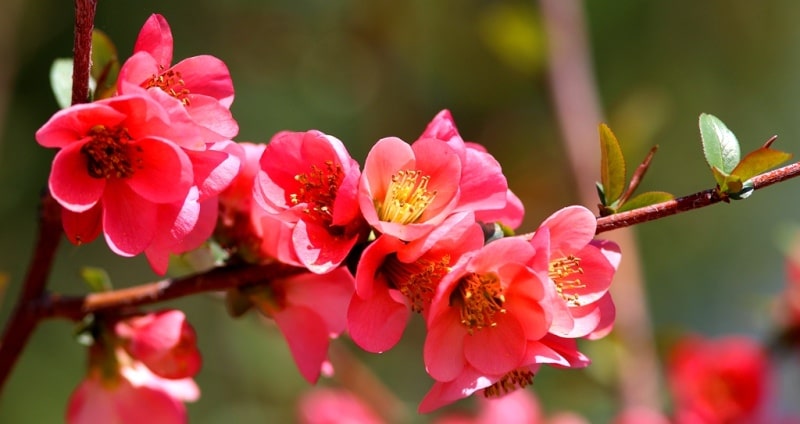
115;310;202;380
250;267;355;383
529;206;620;339
419;334;588;413
297;388;384;424
423;236;562;383
117;14;238;143
668;335;770;424
253;130;366;273
359;137;462;241
36;94;195;256
417;110;524;229
348;213;484;353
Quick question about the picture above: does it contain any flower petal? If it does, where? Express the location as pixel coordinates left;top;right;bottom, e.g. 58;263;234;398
272;306;330;383
126;137;193;204
133;14;174;66
463;314;526;376
49;141;105;212
347;285;411;353
102;181;157;256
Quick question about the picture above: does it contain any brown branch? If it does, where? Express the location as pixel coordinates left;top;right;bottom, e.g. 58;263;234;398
595;161;800;234
0;0;97;394
38;262;305;322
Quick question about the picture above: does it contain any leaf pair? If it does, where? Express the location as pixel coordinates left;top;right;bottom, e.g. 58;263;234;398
699;114;792;199
597;124;673;216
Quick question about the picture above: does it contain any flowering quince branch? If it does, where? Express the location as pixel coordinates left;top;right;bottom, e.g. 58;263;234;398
5;3;800;421
594;161;800;234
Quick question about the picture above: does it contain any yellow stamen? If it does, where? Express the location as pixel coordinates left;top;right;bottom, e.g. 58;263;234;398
384;254;450;313
143;66;191;106
450;272;506;334
483;369;535;398
376;169;437;225
549;255;585;306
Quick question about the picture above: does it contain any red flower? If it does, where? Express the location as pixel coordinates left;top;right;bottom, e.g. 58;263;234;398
668;335;770;424
253;130;366;273
529;206;620;339
348;213;484;353
417;109;524;229
115;310;202;380
117;14;238;143
36;94;195;256
423;237;562;383
359;137;462;241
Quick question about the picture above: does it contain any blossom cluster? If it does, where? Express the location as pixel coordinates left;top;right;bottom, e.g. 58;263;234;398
38;13;622;421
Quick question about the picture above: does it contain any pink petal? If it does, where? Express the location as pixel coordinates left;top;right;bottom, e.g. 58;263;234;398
540;206;597;252
347;285;411;353
418;366;496;414
172;56;235;108
463;314;526;375
102;182;158;256
424;311;468;381
475;188;525;230
36;103;126;148
117;52;161;92
133;14;173;66
126;137;193;204
455;147;507;213
62;204;102;246
186;141;242;201
282;268;355;335
273;306;330;383
410;138;461;221
293;220;359;274
66;376;187;424
584;293;616;340
49;141;105;212
355;234;404;298
184;95;238;138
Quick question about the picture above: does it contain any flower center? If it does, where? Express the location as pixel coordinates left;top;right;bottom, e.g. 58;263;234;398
81;125;140;179
384;253;450;313
289;161;344;227
377;169;437;225
143;67;190;105
483;369;535;398
549;255;585;306
450;272;505;334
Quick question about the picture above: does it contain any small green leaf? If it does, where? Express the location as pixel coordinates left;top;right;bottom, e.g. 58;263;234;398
598;123;626;205
91;29;120;100
710;165;731;191
616;191;674;212
49;58;75;109
79;267;112;292
699;113;741;174
731;147;792;182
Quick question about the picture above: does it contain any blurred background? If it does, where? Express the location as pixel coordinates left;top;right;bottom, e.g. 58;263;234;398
2;0;800;422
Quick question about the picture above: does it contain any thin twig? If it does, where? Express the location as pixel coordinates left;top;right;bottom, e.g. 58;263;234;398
595;161;800;234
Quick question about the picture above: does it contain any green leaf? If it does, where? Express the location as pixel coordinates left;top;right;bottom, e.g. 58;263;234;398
91;29;120;100
49;58;75;109
598;123;626;205
710;165;732;191
699;113;741;174
79;267;112;292
616;191;674;212
730;147;792;182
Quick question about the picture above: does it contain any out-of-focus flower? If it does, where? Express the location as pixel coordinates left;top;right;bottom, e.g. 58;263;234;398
668;335;769;424
249;267;355;383
66;310;201;424
254;130;366;274
529;206;620;339
296;388;384;424
348;213;484;353
117;13;238;144
432;388;589;424
115;310;202;380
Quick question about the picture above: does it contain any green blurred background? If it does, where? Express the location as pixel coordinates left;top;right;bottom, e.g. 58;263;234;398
2;0;800;422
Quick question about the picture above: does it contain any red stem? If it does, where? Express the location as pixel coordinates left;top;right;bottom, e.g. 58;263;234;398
595;161;800;234
0;0;96;394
